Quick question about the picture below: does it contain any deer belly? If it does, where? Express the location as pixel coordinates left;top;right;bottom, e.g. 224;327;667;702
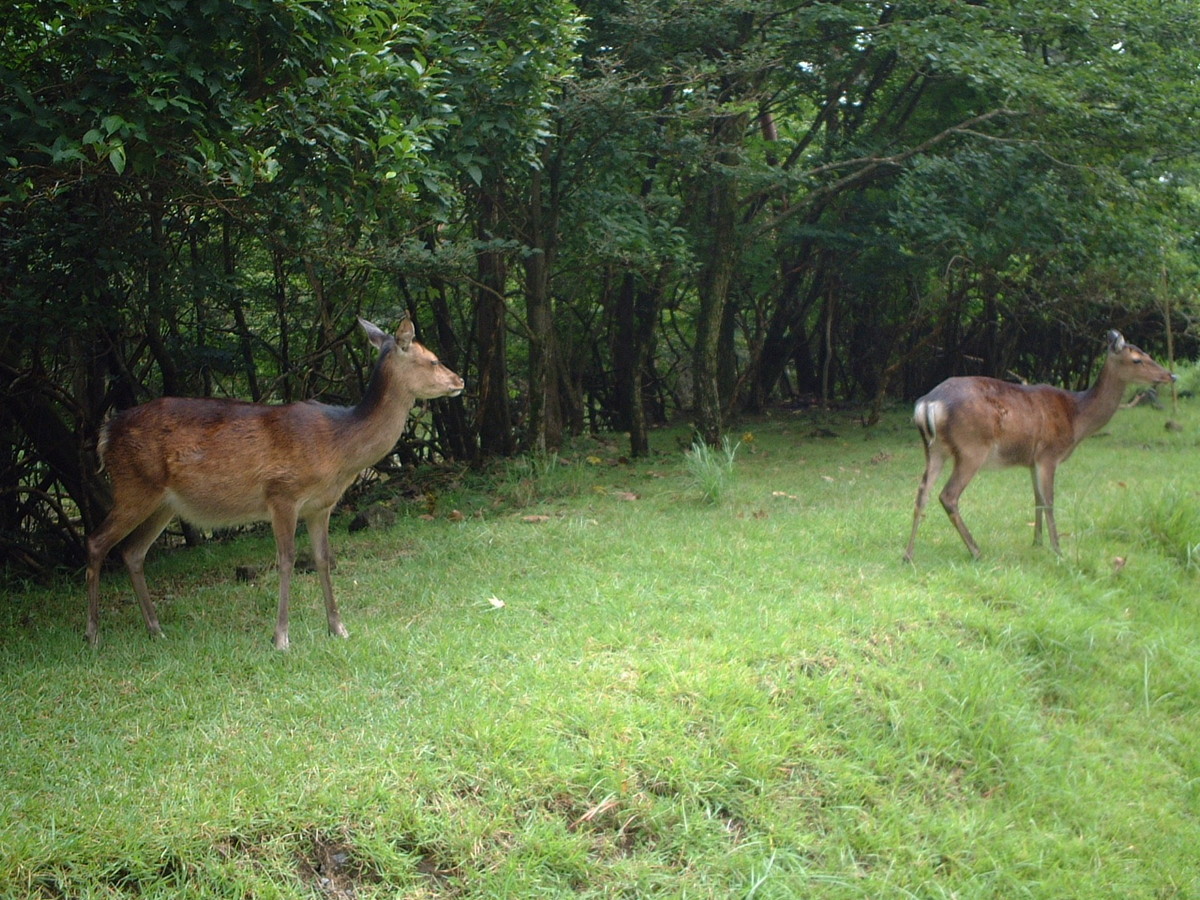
164;487;270;527
986;441;1036;468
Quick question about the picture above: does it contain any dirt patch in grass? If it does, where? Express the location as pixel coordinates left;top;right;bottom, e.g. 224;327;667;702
213;825;462;897
295;831;379;899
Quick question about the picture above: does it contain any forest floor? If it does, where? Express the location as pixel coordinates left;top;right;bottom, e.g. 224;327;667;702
2;400;1198;898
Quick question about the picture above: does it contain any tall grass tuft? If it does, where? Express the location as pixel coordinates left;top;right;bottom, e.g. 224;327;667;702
493;451;590;507
684;435;740;503
1136;485;1200;572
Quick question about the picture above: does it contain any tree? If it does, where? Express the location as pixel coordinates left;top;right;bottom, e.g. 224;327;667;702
0;0;458;568
3;0;1199;573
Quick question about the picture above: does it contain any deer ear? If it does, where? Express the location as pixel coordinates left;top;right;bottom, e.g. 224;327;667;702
359;318;388;349
394;317;415;351
1107;330;1126;353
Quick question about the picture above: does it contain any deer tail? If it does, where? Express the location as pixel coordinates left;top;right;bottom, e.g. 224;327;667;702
913;398;943;448
95;419;114;473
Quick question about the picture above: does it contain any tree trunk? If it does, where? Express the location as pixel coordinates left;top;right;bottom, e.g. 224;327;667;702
224;215;262;401
271;242;293;402
692;122;744;445
416;275;474;461
145;204;183;397
474;176;514;457
523;162;564;453
616;269;667;457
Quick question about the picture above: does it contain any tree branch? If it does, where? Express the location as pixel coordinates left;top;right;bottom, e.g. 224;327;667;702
752;108;1026;241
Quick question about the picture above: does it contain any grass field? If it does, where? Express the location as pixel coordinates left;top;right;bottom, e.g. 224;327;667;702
1;398;1198;898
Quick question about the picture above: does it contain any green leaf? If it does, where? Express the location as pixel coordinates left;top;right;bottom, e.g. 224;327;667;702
107;143;126;174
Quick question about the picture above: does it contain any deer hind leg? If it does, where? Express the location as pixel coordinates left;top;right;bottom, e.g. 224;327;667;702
939;450;987;560
904;439;946;562
269;503;301;651
86;498;172;646
1032;461;1060;553
307;506;348;639
119;505;176;638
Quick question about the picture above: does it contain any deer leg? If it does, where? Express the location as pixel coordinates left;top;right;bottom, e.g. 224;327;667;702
904;442;946;562
87;519;125;647
269;503;300;651
1033;461;1060;554
939;453;985;560
86;498;170;646
119;505;176;639
1030;468;1044;545
307;507;348;639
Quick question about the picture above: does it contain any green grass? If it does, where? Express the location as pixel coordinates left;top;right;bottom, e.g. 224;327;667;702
683;435;741;502
2;402;1198;898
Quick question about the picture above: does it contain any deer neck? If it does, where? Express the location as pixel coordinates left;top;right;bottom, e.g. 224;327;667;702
342;354;416;468
1073;358;1125;442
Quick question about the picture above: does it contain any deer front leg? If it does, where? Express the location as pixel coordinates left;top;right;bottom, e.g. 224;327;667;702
307;507;348;639
1033;462;1060;554
270;504;300;651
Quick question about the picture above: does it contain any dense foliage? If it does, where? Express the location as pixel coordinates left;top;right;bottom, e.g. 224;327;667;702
3;0;1199;569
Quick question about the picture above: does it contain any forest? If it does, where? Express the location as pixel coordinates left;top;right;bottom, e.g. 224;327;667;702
3;0;1199;572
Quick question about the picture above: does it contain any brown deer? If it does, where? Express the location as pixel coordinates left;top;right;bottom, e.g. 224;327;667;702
904;330;1174;561
86;318;464;650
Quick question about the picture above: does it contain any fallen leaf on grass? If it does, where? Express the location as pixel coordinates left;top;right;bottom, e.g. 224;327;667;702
487;596;505;609
572;797;620;829
522;515;551;524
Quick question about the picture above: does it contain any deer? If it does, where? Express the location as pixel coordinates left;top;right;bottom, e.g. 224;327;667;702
903;330;1175;562
86;318;464;650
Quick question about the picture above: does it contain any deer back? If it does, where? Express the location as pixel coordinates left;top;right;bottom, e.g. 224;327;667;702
917;377;1081;468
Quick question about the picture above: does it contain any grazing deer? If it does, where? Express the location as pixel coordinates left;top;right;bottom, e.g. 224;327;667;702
86;318;464;649
904;330;1174;561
